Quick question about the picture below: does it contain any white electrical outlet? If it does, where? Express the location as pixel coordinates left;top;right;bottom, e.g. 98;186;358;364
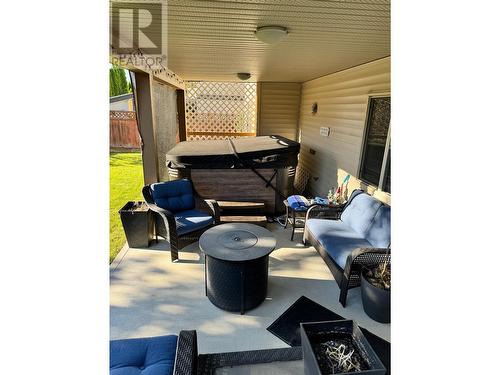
320;127;330;137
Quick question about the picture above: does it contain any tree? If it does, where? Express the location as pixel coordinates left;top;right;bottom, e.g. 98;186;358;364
110;66;132;97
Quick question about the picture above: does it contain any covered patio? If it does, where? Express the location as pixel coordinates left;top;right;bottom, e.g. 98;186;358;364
110;0;391;373
110;222;390;354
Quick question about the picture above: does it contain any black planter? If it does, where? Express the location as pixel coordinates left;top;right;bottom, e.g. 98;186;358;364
300;320;386;375
361;271;390;324
119;201;154;248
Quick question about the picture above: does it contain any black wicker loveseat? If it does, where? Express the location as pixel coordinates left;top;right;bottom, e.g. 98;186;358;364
303;189;391;307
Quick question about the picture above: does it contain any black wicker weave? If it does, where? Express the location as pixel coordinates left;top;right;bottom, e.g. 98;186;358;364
205;255;269;314
142;180;220;262
303;190;391;307
174;330;198;375
197;346;303;375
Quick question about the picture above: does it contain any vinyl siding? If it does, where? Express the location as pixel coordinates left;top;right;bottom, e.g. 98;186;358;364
298;57;391;204
257;82;301;141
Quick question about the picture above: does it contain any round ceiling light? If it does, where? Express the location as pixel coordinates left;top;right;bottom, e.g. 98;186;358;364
255;26;288;44
237;72;251;80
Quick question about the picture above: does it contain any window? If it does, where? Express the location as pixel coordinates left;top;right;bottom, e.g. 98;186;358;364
359;96;391;193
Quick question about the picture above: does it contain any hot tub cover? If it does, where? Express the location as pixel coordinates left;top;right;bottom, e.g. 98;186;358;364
166;135;300;169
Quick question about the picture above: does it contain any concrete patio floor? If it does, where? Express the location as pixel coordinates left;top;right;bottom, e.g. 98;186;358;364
110;222;390;353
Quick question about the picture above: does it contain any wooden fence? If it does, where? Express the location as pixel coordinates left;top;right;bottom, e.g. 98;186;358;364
110;111;141;149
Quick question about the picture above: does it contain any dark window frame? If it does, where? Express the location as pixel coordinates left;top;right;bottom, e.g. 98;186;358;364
358;95;391;193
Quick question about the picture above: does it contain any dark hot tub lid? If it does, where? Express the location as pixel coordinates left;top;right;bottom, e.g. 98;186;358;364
166;135;300;169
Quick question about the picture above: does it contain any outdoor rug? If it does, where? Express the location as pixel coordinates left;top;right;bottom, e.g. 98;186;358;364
267;295;390;373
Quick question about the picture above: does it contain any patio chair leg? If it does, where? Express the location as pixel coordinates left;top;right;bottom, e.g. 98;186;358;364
339;275;349;307
339;288;348;307
171;247;179;262
155;223;158;244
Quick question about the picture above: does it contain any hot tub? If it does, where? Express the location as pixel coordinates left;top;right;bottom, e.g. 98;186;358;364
166;135;300;215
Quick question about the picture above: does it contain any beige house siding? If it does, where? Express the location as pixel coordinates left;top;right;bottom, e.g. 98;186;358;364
257;82;301;140
297;57;391;204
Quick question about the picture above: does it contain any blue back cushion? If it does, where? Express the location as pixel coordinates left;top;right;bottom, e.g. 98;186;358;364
340;192;382;238
365;205;391;248
110;335;178;375
150;179;195;213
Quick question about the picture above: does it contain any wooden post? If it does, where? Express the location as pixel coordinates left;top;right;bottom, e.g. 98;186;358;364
134;72;159;185
176;89;187;142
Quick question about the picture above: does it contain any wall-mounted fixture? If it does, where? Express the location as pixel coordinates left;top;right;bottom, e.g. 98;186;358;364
311;102;318;114
255;26;288;44
320;127;330;137
237;72;251;80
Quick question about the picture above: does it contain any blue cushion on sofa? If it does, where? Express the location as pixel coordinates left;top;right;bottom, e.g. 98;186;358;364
150;180;195;213
110;335;178;375
306;219;373;269
340;192;382;238
365;205;391;248
175;209;214;235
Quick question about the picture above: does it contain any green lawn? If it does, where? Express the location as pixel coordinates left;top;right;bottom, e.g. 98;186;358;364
110;152;144;263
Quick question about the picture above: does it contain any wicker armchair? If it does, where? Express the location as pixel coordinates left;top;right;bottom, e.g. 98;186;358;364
303;190;390;307
143;179;220;262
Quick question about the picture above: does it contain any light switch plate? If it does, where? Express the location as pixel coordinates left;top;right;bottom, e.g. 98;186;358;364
320;127;330;137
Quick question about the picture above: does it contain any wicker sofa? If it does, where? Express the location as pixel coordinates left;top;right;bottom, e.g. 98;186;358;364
303;189;391;307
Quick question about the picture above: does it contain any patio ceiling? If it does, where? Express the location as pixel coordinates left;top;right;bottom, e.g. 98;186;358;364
167;0;390;82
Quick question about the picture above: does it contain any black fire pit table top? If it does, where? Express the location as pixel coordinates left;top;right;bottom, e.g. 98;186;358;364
199;223;276;261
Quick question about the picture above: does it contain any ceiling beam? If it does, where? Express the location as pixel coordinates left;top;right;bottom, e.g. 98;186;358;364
110;52;185;90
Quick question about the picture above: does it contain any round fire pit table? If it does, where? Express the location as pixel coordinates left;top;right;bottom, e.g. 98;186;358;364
199;223;276;314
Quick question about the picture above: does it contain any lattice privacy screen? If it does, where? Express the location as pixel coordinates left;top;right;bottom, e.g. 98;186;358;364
185;82;257;140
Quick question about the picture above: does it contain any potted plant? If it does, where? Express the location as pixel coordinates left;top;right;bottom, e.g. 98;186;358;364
360;253;391;323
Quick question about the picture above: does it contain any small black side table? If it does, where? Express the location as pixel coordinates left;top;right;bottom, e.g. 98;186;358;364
283;200;345;241
283;200;309;241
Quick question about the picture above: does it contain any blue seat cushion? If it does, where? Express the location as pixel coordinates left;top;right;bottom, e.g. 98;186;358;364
340;192;382;238
110;335;178;375
306;219;373;269
151;180;195;213
175;209;214;235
